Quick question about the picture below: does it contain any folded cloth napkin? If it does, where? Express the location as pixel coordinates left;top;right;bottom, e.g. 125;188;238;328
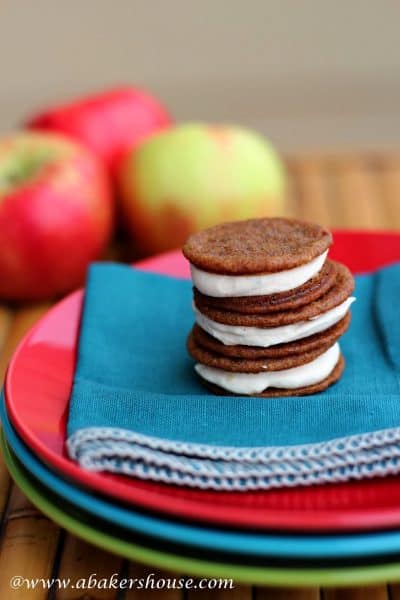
67;262;400;490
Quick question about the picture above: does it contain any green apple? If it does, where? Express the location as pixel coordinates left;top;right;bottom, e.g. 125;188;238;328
118;123;286;255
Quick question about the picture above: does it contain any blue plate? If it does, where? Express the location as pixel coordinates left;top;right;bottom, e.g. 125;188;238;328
3;392;400;561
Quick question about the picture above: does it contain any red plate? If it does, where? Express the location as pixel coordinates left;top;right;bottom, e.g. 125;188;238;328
5;230;400;532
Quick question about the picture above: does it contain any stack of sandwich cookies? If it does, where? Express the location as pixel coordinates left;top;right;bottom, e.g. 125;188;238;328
183;218;355;397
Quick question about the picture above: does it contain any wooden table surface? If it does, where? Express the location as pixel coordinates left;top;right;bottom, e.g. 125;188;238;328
0;152;400;599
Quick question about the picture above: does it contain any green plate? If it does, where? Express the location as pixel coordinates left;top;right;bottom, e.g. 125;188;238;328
2;431;400;588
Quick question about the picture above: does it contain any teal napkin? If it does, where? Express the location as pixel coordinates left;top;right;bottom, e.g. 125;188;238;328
67;263;400;490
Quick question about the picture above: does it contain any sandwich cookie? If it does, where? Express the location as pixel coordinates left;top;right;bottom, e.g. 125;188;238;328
183;217;354;397
193;259;337;314
183;217;333;296
199;353;345;397
190;311;351;359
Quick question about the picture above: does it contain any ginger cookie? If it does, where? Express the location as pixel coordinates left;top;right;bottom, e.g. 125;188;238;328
183;217;332;274
187;330;336;373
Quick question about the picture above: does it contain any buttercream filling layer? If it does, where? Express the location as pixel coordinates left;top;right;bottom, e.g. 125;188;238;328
194;297;355;347
190;250;328;298
195;343;340;394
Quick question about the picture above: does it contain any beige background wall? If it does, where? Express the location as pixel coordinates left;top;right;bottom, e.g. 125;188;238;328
0;0;399;152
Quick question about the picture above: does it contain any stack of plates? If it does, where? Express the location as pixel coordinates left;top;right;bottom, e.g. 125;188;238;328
3;230;400;587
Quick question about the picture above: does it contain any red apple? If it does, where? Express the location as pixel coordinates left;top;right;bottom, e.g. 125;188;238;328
0;131;113;300
26;86;172;174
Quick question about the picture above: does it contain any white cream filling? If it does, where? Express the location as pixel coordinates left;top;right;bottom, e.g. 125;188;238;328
191;250;328;298
195;297;355;347
195;343;340;394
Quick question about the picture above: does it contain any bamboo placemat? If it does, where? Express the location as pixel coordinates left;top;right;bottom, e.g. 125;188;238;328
0;152;399;599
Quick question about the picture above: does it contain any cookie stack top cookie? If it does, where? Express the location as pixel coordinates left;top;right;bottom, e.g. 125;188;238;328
183;217;355;397
184;217;332;273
